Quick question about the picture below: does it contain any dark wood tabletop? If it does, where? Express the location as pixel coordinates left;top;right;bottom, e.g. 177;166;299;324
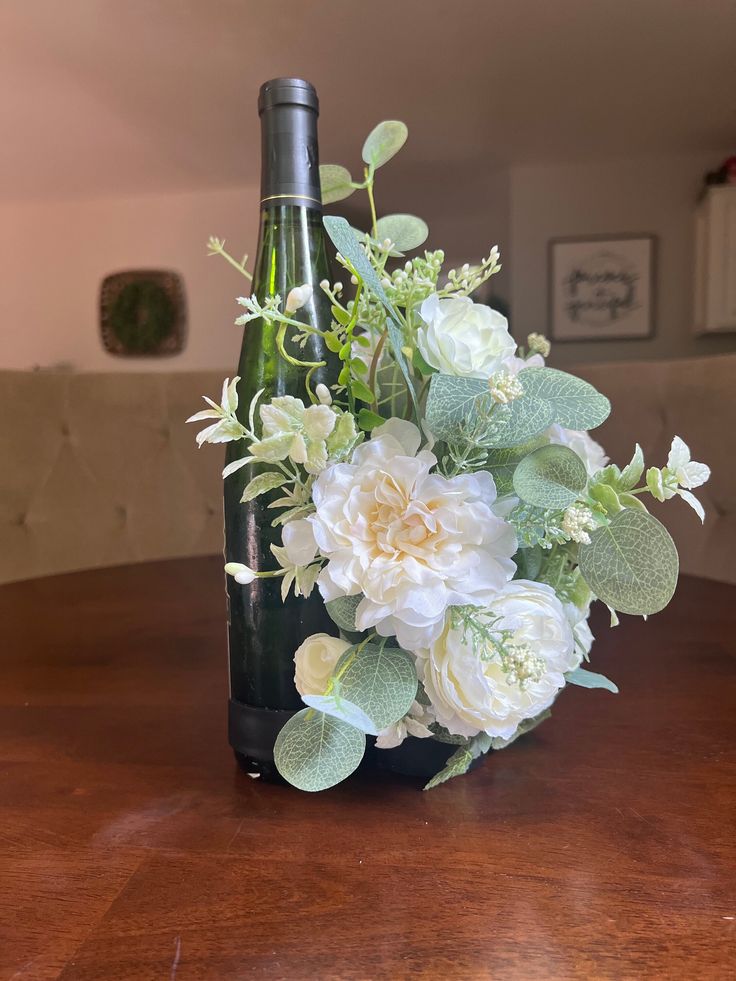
1;558;735;981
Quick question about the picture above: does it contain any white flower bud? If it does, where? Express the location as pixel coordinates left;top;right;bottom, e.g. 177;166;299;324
561;504;596;546
527;332;551;358
319;279;330;291
224;562;257;585
334;281;343;293
285;283;313;314
315;383;332;406
350;274;358;285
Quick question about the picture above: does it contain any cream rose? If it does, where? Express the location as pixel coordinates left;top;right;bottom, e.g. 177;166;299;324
293;633;350;697
417;293;516;379
417;580;577;740
307;419;517;651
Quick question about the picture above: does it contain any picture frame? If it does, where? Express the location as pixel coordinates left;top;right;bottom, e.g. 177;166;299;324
548;234;656;342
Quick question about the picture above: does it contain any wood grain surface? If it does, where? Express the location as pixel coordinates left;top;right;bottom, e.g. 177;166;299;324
1;557;734;980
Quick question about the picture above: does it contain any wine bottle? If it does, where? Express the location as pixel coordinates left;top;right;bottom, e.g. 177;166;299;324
225;78;337;778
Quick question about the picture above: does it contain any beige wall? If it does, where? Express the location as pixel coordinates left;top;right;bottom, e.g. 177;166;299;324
509;150;736;365
0;185;260;372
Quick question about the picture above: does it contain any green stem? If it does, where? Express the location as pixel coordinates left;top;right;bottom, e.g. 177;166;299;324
209;241;253;281
368;330;387;407
365;168;378;238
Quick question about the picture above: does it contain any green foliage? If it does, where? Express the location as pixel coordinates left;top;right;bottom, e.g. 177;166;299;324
490;709;551;749
518;367;611;430
423;733;492;790
337;643;417;731
512;444;588;509
619;444;645;491
484;440;545;496
274;709;365;792
566;667;619;693
513;545;543;581
509;503;567;549
319;164;355;205
578;510;679;615
325;594;362;632
301;693;378;735
357;408;385;431
362;120;408;169
240;471;286;503
589;482;624;514
426;374;553;453
322;215;418;417
374;214;429;252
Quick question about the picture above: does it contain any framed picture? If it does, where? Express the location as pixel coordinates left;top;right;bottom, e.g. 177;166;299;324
100;269;187;357
548;234;656;342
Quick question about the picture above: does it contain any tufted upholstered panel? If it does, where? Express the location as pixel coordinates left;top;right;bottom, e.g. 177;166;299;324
574;353;735;585
0;355;733;584
0;370;226;584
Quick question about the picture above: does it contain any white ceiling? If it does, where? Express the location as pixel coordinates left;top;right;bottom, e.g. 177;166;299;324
1;0;734;201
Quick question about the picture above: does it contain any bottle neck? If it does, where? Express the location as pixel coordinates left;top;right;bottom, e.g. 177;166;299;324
259;102;322;211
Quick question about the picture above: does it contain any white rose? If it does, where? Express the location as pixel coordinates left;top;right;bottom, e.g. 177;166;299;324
417;580;577;741
547;423;608;477
375;700;436;750
293;633;350;697
417;293;516;379
309;418;517;651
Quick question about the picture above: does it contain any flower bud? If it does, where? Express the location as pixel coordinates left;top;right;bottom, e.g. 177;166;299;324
224;562;257;585
285;283;313;314
315;383;332;406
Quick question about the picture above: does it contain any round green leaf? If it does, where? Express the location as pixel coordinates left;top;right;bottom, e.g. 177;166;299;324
325;594;363;632
320;164;355;205
483;394;556;448
362;120;408;169
374;214;429;252
513;444;588;509
274;709;365;792
518;367;611;430
578;510;679;615
338;643;417;730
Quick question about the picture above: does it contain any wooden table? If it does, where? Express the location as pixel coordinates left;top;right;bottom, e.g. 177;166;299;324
1;558;734;980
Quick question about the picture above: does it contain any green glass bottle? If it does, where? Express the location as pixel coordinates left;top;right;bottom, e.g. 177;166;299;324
225;78;337;777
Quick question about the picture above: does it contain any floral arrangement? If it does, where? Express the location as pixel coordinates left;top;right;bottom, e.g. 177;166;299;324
190;121;710;792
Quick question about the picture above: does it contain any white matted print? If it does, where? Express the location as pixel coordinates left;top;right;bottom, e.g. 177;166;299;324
548;235;655;342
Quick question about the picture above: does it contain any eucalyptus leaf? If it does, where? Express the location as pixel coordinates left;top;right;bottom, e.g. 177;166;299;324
484;439;546;495
240;471;286;503
513;545;543;581
274;709;365;792
425;374;488;441
322;215;418;418
423;732;491;790
362;120;408;169
301;693;378;735
338;643;417;731
518;367;611;430
513;444;588;509
482;393;556;448
325;594;363;632
578;510;679;615
374;214;429;252
319;164;355;205
566;667;619;694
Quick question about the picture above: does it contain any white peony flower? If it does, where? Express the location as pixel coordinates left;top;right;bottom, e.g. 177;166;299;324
501;352;545;376
417;580;577;740
416;294;516;379
308;418;517;650
375;700;436;750
547;423;608;477
293;633;350;697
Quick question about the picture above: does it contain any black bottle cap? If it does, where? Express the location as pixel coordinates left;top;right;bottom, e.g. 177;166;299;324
258;77;319;115
258;78;322;210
